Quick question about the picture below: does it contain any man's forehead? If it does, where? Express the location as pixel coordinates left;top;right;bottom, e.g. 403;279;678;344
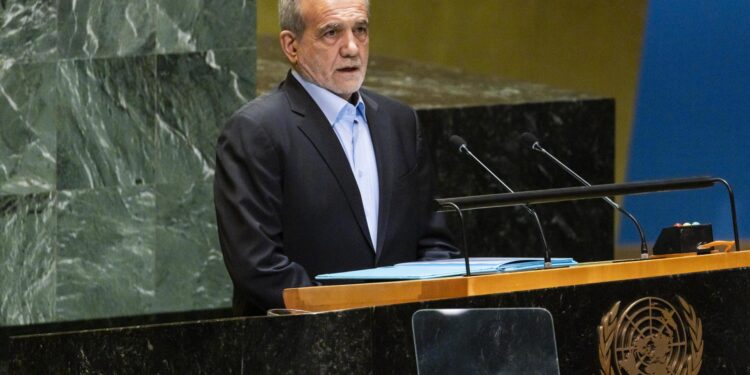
300;0;369;23
300;0;368;9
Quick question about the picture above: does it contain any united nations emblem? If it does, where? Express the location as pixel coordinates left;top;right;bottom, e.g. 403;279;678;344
598;296;703;375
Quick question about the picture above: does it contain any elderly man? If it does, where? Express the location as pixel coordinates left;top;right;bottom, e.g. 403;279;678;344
214;0;458;315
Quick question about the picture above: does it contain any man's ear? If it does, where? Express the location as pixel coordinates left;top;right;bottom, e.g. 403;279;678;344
280;31;299;65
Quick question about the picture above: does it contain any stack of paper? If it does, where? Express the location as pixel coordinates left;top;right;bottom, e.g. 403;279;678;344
315;257;577;281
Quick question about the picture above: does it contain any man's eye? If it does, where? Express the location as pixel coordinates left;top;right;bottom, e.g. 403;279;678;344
354;26;368;36
323;29;337;37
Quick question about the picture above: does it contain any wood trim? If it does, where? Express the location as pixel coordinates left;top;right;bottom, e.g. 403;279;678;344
283;250;750;312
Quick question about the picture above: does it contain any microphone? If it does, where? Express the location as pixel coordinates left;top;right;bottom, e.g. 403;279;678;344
449;135;553;268
520;132;649;259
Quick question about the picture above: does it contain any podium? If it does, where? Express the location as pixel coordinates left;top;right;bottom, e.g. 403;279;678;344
9;251;750;373
283;251;750;311
278;251;750;373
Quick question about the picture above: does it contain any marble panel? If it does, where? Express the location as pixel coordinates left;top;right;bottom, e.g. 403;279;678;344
155;49;254;185
153;0;256;54
57;0;155;59
8;309;373;373
0;306;233;373
420;100;615;261
55;186;156;321
0;0;57;63
56;56;156;190
241;309;373;374
0;61;57;196
9;317;247;373
0;193;56;326
153;182;231;312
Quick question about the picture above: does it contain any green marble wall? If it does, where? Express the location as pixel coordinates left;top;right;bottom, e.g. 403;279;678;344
0;0;256;325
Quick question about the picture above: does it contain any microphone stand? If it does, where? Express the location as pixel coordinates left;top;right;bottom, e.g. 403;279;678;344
527;137;649;259
452;137;553;268
437;201;471;276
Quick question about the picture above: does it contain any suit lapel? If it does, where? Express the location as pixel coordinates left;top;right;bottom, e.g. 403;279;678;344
362;91;392;260
282;73;375;252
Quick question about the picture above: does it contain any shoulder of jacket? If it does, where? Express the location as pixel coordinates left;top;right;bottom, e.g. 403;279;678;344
361;87;413;113
232;89;287;121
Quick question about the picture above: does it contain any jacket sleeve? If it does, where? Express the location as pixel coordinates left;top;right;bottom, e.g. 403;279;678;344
412;111;462;261
213;113;315;313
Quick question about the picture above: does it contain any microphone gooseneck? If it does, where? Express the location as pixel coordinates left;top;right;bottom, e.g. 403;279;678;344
521;132;650;259
450;134;553;268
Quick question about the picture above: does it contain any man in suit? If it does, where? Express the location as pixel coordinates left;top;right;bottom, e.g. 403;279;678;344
214;0;458;315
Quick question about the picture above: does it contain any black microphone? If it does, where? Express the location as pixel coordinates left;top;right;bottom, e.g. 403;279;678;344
520;132;649;259
449;135;553;268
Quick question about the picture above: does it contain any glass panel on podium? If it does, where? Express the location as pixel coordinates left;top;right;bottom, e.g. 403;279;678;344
412;308;559;375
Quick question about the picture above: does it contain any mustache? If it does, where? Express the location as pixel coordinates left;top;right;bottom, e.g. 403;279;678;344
337;60;363;70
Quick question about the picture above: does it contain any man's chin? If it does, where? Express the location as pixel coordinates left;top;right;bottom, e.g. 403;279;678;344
330;81;364;99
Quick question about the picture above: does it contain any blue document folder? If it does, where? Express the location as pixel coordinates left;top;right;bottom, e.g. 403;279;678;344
315;257;577;281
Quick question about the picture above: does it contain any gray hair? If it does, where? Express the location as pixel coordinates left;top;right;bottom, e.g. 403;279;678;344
279;0;370;36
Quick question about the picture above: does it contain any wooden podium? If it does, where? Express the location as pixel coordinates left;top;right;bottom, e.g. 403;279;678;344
281;250;750;373
284;250;750;312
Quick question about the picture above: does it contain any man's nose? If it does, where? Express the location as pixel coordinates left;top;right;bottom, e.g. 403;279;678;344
340;30;359;57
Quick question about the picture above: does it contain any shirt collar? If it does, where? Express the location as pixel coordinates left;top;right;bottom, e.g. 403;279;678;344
291;70;366;126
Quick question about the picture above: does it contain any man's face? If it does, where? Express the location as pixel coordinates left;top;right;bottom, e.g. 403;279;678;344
289;0;369;100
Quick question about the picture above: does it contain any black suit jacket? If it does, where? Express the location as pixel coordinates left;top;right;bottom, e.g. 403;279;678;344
214;72;457;315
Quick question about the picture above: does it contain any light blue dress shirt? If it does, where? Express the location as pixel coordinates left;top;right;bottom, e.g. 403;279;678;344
291;70;380;250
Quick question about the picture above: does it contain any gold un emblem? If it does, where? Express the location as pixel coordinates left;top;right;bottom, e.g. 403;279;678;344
598;296;703;375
